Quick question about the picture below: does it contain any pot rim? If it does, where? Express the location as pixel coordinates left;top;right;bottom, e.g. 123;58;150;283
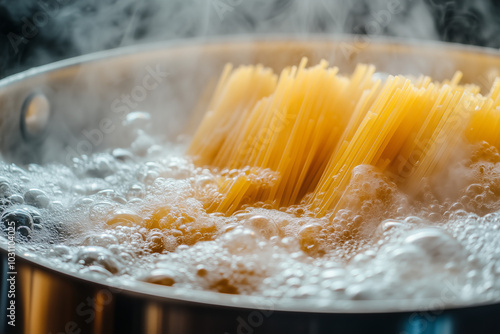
1;33;500;87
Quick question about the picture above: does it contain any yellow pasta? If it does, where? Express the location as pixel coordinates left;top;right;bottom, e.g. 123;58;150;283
188;58;500;219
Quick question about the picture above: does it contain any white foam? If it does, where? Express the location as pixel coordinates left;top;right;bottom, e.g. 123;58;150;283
1;116;500;307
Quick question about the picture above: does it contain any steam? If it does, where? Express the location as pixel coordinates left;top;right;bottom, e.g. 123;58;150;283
1;0;500;78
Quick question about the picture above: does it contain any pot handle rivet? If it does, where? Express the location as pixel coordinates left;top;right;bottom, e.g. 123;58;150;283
20;92;51;141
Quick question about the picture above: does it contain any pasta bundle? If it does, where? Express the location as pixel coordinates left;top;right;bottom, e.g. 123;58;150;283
188;58;498;217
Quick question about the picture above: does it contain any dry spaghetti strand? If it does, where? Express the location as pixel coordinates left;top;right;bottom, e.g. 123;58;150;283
188;59;500;219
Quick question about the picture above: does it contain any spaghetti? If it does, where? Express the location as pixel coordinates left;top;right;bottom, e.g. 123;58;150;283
188;58;498;218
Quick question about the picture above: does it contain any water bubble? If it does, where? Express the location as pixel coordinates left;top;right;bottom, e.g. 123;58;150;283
80;265;113;278
386;244;428;268
346;284;373;300
121;252;138;266
97;189;117;198
375;219;411;237
404;216;424;225
195;175;216;188
106;210;142;227
1;208;34;231
88;202;114;222
147;233;165;253
8;165;26;176
128;198;143;205
296;285;320;298
113;196;127;204
222;227;260;254
73;246;122;274
286;277;301;287
404;228;466;266
112;148;135;162
196;265;208;277
0;177;12;197
321;268;345;279
127;184;145;199
150;169;166;182
24;189;50;208
82;233;119;247
221;223;238;233
16;226;32;237
143;268;176;286
8;194;24;205
50;244;71;255
87;157;113;178
20;205;42;225
298;223;322;250
243;215;279;239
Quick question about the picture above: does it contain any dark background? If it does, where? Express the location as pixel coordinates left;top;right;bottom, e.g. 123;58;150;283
0;0;499;79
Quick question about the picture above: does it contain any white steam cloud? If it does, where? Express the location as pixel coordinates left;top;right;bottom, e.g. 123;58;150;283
2;0;499;76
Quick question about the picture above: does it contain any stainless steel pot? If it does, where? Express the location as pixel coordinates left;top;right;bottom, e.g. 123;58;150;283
1;36;500;334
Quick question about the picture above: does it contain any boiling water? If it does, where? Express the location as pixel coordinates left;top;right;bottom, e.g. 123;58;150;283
1;111;500;307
